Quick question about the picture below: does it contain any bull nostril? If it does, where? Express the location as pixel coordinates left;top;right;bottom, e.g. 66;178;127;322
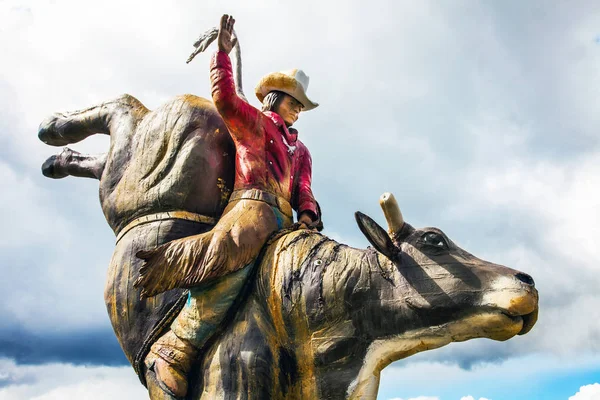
515;272;535;286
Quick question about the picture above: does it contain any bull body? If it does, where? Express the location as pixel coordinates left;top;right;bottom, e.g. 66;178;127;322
39;94;538;400
184;225;537;400
39;94;235;368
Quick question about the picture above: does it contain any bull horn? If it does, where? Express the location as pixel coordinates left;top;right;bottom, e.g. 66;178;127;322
379;192;404;236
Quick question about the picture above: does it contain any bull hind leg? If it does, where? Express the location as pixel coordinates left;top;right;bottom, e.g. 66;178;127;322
38;94;148;146
42;147;107;180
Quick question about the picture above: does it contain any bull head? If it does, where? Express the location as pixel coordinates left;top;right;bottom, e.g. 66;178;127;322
348;192;538;397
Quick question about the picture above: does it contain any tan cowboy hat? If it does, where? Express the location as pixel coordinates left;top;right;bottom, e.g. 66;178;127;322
255;69;319;111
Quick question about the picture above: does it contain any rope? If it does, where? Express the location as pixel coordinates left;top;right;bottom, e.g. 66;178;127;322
116;211;217;244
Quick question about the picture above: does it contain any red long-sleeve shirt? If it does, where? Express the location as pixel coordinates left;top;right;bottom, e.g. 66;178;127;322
210;51;319;220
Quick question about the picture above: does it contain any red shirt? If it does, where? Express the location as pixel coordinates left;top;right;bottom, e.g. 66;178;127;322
210;51;319;220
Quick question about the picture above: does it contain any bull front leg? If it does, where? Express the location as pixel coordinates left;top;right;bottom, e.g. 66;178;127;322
38;94;147;146
42;147;107;180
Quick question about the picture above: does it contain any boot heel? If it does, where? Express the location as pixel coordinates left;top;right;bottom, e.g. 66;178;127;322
154;358;188;398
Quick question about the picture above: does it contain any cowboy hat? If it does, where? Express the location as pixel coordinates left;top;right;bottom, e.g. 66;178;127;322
255;69;319;111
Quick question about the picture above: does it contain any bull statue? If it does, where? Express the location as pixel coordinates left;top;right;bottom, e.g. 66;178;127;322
38;28;538;400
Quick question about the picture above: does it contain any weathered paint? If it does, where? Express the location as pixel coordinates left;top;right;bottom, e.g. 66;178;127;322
39;89;539;399
39;92;235;379
185;219;537;399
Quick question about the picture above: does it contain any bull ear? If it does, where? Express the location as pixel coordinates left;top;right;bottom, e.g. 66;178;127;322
355;211;398;260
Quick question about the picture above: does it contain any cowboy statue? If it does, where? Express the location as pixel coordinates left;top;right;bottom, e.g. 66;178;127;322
133;14;322;397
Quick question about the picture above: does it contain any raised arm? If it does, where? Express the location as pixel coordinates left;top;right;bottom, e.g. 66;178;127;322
210;15;262;140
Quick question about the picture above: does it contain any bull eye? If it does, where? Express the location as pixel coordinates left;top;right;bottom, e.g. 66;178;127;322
314;259;323;266
419;232;449;251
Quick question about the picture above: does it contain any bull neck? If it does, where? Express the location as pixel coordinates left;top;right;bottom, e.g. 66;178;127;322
263;111;298;145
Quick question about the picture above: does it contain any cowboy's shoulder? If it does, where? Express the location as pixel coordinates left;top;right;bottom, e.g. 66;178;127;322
295;139;311;158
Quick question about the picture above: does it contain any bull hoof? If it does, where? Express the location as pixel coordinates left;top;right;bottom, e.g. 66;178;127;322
38;114;70;146
41;148;72;179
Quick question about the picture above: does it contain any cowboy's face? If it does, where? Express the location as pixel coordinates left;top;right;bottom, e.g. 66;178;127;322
277;94;304;127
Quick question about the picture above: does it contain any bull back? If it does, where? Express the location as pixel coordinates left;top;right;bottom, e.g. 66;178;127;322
99;94;235;233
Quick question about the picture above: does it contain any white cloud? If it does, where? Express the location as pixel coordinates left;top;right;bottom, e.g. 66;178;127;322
387;397;489;400
0;359;145;400
451;147;600;357
0;161;72;248
569;384;600;400
0;161;112;332
470;151;600;270
388;397;439;400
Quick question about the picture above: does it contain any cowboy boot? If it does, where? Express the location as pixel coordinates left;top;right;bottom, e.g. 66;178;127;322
146;262;257;397
145;330;198;398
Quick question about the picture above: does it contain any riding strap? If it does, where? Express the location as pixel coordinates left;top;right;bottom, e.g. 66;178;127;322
115;211;218;243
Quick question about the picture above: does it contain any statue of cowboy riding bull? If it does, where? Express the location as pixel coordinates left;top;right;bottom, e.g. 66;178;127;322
38;14;539;400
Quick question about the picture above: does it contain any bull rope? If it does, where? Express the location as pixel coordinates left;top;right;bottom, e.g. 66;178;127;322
116;211;218;244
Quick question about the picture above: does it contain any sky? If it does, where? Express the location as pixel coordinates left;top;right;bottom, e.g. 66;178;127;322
0;0;599;399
